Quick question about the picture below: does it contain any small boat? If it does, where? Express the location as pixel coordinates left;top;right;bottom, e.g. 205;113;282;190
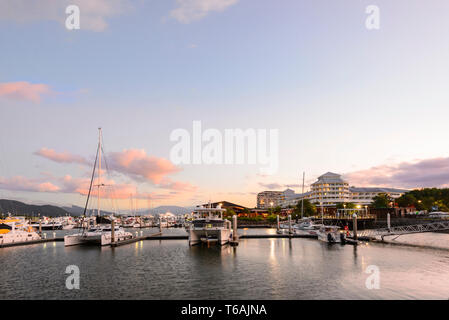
317;225;343;243
293;218;323;236
188;203;232;246
30;216;63;230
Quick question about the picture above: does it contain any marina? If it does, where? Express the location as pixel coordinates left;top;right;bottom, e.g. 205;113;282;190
1;227;449;300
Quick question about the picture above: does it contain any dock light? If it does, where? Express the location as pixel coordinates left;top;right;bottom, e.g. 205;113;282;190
356;205;361;209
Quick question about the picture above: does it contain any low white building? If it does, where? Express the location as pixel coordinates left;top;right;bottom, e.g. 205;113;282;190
268;172;408;208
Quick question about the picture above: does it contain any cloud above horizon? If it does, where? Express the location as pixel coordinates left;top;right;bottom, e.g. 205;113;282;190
33;147;196;192
0;0;132;32
344;157;449;188
0;174;179;202
0;82;53;103
107;149;180;184
258;182;301;190
34;148;89;165
0;176;60;193
170;0;238;23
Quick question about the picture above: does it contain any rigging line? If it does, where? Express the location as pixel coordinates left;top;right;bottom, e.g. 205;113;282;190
100;144;119;215
83;141;100;222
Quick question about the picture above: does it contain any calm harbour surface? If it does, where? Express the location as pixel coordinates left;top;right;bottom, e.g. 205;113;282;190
1;228;449;300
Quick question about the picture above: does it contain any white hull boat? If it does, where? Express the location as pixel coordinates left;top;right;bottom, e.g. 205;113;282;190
317;225;343;243
64;225;132;246
0;218;41;245
188;204;233;246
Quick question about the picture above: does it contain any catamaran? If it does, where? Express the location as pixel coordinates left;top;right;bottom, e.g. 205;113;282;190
187;203;233;246
64;128;132;247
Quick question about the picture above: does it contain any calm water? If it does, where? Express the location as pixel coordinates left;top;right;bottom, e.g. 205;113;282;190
1;228;449;299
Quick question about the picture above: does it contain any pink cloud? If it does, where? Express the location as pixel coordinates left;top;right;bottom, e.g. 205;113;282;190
0;176;60;193
159;179;197;192
34;147;197;193
108;149;180;184
0;81;52;103
344;157;449;188
34;148;88;165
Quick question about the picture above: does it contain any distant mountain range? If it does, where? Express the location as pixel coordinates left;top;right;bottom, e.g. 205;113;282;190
140;206;195;215
0;199;69;217
0;199;193;217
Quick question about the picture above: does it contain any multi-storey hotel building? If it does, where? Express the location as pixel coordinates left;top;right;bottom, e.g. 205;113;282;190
258;172;408;208
257;189;295;209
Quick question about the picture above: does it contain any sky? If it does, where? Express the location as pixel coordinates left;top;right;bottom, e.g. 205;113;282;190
1;0;449;211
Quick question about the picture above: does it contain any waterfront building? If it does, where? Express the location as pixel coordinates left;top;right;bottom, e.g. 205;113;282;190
199;201;248;215
257;189;295;209
261;172;408;208
310;172;351;207
349;187;407;205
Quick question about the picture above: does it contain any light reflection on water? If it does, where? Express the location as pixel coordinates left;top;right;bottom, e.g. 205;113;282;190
0;228;448;299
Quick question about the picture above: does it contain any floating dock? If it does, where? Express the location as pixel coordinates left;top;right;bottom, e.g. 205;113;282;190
0;237;64;248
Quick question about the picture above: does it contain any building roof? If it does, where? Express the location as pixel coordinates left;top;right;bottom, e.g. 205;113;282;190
349;187;409;193
198;201;248;210
312;172;347;185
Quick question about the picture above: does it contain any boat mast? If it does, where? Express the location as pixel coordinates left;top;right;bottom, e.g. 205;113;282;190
301;171;305;219
97;127;102;217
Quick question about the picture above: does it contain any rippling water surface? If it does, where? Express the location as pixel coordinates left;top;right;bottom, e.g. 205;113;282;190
1;228;449;299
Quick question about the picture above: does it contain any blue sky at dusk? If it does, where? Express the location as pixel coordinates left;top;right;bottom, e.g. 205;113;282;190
1;0;449;210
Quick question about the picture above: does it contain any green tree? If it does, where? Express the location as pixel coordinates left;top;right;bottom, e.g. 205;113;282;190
273;206;281;215
292;199;316;219
225;208;236;217
434;200;449;212
396;194;417;208
371;193;393;209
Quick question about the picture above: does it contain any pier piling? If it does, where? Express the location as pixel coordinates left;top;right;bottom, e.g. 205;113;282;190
353;213;358;240
111;219;115;245
230;215;239;246
288;214;292;237
276;215;280;232
387;213;391;231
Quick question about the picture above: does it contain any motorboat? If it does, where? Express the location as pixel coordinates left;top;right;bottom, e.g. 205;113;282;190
30;216;63;230
0;216;41;245
293;218;323;236
317;225;343;243
188;203;232;246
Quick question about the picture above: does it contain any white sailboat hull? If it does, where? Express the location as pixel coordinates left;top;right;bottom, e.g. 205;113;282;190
64;230;133;246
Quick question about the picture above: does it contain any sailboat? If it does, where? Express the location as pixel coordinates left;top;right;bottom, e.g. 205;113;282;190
64;128;132;246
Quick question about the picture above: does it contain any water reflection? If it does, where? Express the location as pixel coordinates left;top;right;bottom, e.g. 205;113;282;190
0;230;449;299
